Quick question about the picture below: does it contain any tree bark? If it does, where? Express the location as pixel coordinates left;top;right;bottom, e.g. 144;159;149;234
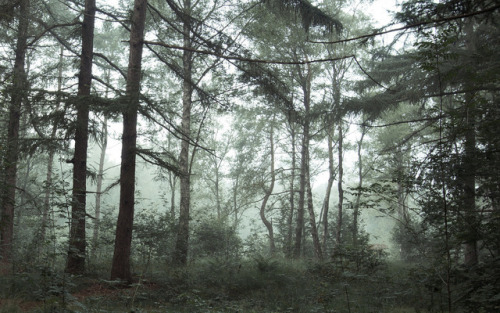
66;0;96;274
1;0;29;272
293;78;310;259
463;21;478;267
110;0;147;283
173;0;193;266
260;119;276;256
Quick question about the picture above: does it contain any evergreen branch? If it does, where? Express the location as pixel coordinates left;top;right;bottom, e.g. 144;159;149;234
360;116;444;128
93;52;127;80
144;40;354;64
95;7;131;32
136;148;184;177
309;4;500;45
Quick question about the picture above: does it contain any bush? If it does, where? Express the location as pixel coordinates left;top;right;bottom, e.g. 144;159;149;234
190;218;242;260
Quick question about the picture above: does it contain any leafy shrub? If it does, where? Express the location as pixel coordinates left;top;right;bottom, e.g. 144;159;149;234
190;218;242;260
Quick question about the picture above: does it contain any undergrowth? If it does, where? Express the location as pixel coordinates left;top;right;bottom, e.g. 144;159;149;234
0;256;467;313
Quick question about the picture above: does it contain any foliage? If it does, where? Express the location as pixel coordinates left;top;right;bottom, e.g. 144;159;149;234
190;218;242;260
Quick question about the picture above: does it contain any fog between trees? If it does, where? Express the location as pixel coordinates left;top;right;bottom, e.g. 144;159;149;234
0;0;499;312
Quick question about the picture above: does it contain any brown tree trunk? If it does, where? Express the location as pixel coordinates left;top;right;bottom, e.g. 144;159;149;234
66;0;96;274
293;93;309;259
260;119;276;256
173;0;193;266
463;21;478;267
110;0;147;283
1;0;29;273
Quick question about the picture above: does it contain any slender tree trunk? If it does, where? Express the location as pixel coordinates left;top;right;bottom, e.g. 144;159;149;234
307;166;323;260
321;126;335;253
41;47;65;245
214;156;221;220
167;135;177;218
1;0;29;272
232;174;239;228
110;0;147;283
66;0;96;274
336;121;344;247
173;0;193;266
286;119;296;258
91;115;107;262
353;126;365;246
260;119;276;256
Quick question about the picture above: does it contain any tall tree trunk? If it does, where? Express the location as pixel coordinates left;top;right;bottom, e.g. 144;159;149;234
336;121;344;247
260;119;276;256
1;0;29;272
321;126;335;253
353;125;365;246
286;117;296;258
167;135;177;218
463;21;478;267
214;156;221;220
173;0;193;266
91;115;107;262
41;46;65;245
110;0;147;282
293;89;310;259
307;166;322;260
66;0;96;274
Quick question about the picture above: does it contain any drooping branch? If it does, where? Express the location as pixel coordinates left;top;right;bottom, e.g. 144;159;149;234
309;4;500;45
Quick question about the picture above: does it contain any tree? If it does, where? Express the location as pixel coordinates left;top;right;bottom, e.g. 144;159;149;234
172;0;195;266
110;0;148;283
66;0;96;275
259;113;277;256
0;0;29;272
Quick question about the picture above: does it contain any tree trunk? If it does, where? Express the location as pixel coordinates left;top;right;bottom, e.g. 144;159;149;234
463;21;478;267
214;156;221;220
336;121;344;247
353;126;365;246
293;96;309;258
1;0;29;272
173;0;193;266
110;0;147;283
260;119;276;256
41;46;65;245
321;126;335;253
307;166;323;260
286;117;296;258
91;115;107;262
167;135;177;218
66;0;96;274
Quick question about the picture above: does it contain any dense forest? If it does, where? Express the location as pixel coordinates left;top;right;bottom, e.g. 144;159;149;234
0;0;499;312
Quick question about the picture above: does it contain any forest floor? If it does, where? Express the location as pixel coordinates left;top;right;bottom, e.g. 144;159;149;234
0;258;436;313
